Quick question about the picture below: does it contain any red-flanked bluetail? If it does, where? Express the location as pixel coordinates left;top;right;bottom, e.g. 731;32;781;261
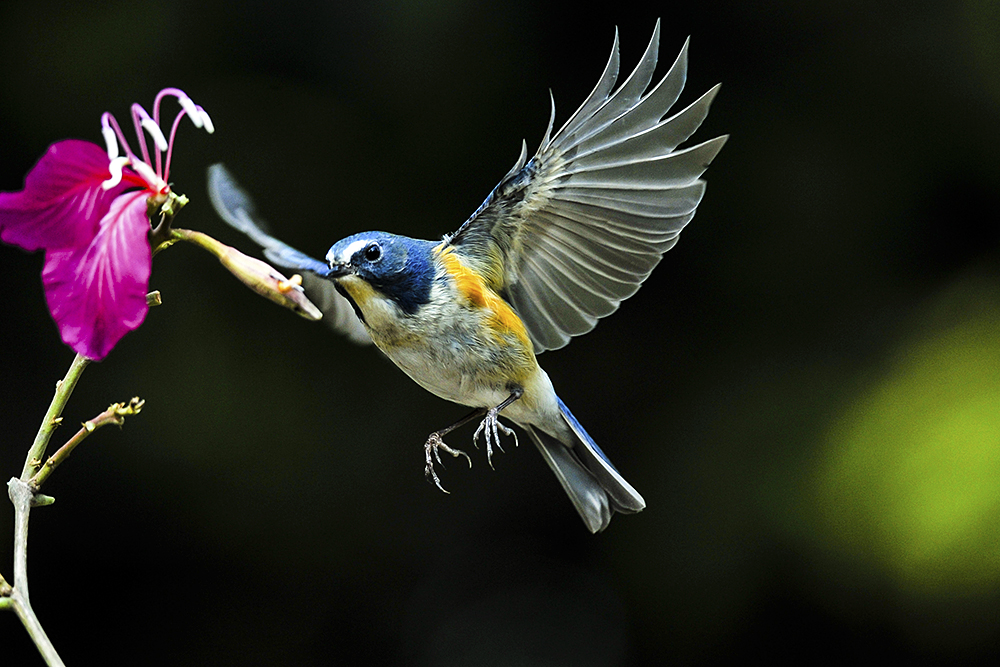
209;21;726;532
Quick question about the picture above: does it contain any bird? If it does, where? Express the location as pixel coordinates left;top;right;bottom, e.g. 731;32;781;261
208;20;726;533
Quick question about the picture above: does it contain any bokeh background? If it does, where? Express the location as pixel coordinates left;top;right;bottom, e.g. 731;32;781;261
2;1;1000;664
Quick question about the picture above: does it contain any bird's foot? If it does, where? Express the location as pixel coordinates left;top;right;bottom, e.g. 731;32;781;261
424;431;472;494
473;407;519;469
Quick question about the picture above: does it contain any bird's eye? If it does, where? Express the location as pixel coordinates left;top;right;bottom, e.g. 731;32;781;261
363;243;382;262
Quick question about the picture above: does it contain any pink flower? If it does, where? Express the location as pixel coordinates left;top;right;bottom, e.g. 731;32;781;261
0;88;213;360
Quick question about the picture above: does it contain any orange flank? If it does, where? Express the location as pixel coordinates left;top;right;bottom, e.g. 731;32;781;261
435;245;531;348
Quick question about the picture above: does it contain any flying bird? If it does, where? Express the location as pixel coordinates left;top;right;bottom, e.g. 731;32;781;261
209;21;726;532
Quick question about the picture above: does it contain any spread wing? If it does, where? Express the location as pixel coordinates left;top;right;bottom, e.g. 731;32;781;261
207;164;372;345
447;20;727;352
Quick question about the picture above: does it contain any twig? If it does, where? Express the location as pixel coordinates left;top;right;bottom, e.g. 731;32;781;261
29;398;145;490
4;352;89;667
3;354;129;667
20;354;91;480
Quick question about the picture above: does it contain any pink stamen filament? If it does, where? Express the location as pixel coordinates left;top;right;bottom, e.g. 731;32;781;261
152;87;192;128
102;88;211;189
130;103;154;171
162;108;190;185
130;159;163;193
152;89;197;179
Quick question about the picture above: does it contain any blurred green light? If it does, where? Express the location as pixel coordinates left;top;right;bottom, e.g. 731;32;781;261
814;286;1000;596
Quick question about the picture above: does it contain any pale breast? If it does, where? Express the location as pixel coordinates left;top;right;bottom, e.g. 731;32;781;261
372;281;540;410
345;253;548;419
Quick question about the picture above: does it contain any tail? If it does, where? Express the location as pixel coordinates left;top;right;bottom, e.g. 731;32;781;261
525;397;645;533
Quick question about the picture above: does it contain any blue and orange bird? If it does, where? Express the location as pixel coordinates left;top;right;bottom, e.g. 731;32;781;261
209;21;726;533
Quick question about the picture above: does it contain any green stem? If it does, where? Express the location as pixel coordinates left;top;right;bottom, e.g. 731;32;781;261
30;398;144;490
21;354;90;480
171;227;226;254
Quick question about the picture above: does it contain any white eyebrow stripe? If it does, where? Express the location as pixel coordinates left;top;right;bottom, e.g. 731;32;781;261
341;239;371;262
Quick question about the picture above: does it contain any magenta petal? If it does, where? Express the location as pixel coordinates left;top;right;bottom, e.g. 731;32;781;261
42;191;152;360
0;139;130;252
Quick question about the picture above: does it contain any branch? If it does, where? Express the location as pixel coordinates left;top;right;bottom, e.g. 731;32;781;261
29;397;145;490
6;477;65;667
3;360;145;667
20;354;91;480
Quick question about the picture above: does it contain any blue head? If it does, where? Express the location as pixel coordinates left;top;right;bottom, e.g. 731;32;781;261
325;232;436;316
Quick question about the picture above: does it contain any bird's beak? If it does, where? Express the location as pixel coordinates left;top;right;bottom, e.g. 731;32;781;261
323;261;352;278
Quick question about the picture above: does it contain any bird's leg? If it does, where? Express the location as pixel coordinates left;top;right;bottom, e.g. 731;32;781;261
424;407;484;493
473;389;522;469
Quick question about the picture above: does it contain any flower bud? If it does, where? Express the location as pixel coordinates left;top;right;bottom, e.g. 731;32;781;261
179;229;322;320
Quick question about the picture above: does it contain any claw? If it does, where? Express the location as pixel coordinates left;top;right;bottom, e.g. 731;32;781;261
473;407;519;469
424;431;472;494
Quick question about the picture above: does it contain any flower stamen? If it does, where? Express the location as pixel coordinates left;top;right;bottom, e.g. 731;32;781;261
132;104;169;155
102;156;130;190
100;113;136;164
145;89;214;183
98;90;213;201
175;94;203;129
129;159;163;192
196;105;215;134
101;121;119;160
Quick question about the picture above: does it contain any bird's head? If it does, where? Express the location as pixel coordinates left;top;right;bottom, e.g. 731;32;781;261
325;231;436;317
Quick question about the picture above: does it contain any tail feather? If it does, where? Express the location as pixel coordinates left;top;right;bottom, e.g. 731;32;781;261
526;398;645;533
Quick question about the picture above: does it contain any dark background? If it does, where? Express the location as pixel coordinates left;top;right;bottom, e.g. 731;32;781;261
3;1;1000;665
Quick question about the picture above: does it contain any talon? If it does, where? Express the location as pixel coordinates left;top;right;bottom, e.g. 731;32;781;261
473;407;517;470
424;432;471;494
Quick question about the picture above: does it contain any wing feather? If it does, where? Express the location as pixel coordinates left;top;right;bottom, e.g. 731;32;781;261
553;23;661;149
551;31;622;145
449;21;726;352
570;84;722;164
562;136;727;185
557;32;690;152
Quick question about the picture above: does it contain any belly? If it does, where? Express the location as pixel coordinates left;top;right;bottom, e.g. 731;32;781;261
382;334;529;408
385;341;560;431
